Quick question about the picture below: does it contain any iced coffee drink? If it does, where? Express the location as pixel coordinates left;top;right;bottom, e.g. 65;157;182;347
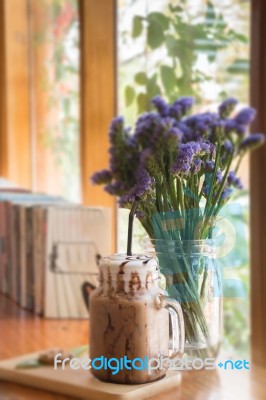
90;254;184;384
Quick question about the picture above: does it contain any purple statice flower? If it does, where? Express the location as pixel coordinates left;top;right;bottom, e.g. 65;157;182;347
177;122;193;142
202;182;211;197
169;97;194;119
118;196;129;207
203;168;223;198
227;171;243;189
224;119;236;133
218;98;238;118
134;112;161;148
186;113;218;128
127;134;137;147
236;125;246;136
183;115;197;128
119;167;152;206
222;140;234;153
196;121;209;135
140;148;153;164
234;107;256;126
209;142;217;158
185;112;219;140
109;139;137;176
212;120;225;131
172;151;192;175
135;112;160;134
172;142;201;175
208;120;226;143
151;96;169;117
238;133;265;153
198;141;216;158
165;127;183;147
105;181;126;196
135;115;180;152
220;139;234;167
205;160;215;172
224;119;246;136
192;158;202;173
172;140;214;176
178;97;194;114
124;136;139;162
132;167;152;196
135;210;146;219
169;103;182;120
185;115;205;130
148;117;171;149
109;146;119;175
91;169;112;185
108;117;136;177
109;116;125;144
140;149;159;178
220;187;233;202
216;169;223;184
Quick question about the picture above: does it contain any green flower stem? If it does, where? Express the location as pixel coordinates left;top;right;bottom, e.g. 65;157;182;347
162;183;170;212
234;154;243;175
142;212;212;351
176;177;185;212
214;153;233;203
200;149;234;237
210;152;234;217
162;186;219;355
137;139;245;360
155;182;164;213
140;219;153;238
204;140;222;217
169;176;180;211
150;182;213;351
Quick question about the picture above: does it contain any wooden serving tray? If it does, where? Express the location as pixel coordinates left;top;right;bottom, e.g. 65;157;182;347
0;351;181;400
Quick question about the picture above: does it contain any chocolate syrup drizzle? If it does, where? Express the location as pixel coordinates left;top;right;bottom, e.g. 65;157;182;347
117;255;154;274
104;256;158;293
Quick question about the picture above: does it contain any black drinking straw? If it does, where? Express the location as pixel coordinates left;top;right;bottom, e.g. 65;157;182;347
127;196;140;256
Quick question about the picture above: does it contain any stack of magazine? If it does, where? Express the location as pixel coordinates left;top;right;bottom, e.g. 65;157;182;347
0;189;111;318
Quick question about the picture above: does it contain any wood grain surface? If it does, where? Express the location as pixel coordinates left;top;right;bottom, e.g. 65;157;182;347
0;294;266;400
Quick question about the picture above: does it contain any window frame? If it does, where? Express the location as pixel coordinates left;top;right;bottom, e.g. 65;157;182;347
79;0;117;251
250;0;266;368
0;0;31;188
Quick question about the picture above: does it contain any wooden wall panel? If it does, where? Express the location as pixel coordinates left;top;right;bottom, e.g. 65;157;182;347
80;0;117;250
0;0;31;188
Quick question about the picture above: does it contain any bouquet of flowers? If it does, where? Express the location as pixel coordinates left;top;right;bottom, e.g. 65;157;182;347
92;96;264;357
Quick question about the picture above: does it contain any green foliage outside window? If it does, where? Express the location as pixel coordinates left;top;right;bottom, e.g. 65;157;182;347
123;1;249;115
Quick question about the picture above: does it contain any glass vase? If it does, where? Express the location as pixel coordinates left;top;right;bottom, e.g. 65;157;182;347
142;238;223;360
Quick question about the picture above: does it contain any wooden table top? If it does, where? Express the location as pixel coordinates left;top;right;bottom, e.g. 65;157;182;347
0;294;266;400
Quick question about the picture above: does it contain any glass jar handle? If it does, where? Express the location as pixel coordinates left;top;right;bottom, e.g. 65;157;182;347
160;295;185;360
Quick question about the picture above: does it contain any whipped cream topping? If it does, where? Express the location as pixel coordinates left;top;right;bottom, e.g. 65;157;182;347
99;254;160;292
100;254;158;271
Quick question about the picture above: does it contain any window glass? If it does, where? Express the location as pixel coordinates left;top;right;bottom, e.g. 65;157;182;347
29;0;80;202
